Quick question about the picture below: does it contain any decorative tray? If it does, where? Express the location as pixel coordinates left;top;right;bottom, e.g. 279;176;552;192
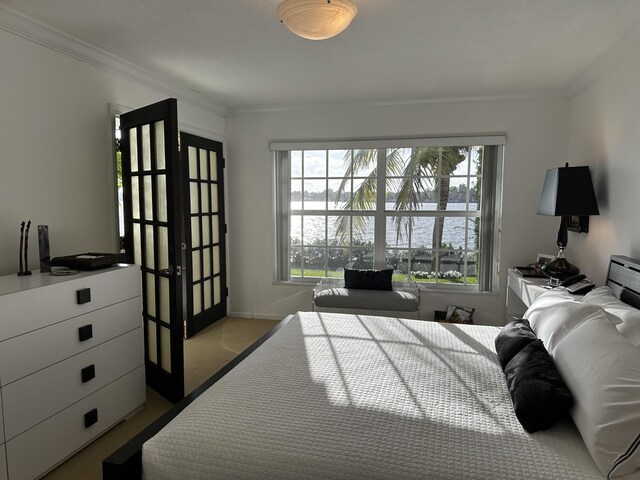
513;266;546;278
50;252;128;270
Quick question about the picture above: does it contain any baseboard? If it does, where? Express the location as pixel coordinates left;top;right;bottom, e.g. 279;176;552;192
228;311;293;321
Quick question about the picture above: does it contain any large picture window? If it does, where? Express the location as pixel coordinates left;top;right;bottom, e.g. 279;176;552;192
273;137;504;292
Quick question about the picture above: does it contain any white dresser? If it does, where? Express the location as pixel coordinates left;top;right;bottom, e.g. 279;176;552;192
0;265;145;480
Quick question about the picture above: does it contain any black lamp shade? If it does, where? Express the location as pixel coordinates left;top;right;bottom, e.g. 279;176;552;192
537;166;599;217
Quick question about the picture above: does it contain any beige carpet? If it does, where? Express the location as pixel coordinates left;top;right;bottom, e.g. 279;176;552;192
41;316;280;480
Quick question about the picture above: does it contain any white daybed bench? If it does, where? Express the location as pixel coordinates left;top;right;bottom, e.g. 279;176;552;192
313;277;421;319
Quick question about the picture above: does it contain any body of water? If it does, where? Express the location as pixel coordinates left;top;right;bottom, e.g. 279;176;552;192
291;202;478;250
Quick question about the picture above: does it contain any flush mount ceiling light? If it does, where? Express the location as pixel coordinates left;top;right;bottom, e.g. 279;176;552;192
277;0;358;40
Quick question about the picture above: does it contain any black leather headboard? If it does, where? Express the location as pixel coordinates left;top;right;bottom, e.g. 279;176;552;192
606;255;640;310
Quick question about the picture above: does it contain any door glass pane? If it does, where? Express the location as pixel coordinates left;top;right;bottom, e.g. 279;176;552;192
213;246;220;274
144;175;154;220
189;146;198;179
130;128;139;172
202;216;210;245
160;326;171;373
212;216;219;244
193;284;202;315
155;121;165;170
145;225;155;269
201;183;209;213
147;320;157;364
156;175;167;222
158;226;169;271
190;183;199;214
131;177;140;219
142;124;151;171
192;250;201;281
214;277;221;305
211;184;218;212
146;273;156;317
191;217;201;248
159;277;169;323
210;152;217;181
203;279;212;309
133;223;141;265
203;248;211;277
200;149;208;180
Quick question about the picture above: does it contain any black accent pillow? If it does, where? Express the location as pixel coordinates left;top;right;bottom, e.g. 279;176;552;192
344;268;393;291
495;319;537;369
503;339;573;433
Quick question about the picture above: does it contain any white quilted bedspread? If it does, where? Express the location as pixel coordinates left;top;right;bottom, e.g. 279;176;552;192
142;312;602;480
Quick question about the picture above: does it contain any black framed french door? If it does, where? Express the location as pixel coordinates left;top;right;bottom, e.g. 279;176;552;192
181;132;227;338
120;98;185;403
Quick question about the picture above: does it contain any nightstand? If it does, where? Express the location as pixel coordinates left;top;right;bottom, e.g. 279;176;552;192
505;268;551;322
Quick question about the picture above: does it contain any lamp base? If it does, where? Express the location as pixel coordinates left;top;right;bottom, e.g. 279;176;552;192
541;251;580;284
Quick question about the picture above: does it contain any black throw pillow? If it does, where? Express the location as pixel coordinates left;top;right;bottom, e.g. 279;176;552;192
344;268;393;291
503;339;573;433
495;319;537;369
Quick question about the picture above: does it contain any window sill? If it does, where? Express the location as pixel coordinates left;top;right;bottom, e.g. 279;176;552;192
273;279;499;296
272;280;318;287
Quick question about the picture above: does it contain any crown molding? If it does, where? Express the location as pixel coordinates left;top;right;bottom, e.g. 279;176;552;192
226;90;567;117
565;25;640;99
0;5;227;118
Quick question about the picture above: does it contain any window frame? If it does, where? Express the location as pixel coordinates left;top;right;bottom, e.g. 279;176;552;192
273;136;505;292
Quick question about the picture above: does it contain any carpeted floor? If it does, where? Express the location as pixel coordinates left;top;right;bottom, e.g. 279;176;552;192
41;316;280;480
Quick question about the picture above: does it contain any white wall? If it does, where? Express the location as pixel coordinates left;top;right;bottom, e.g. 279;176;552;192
567;49;640;283
0;28;224;276
226;98;569;325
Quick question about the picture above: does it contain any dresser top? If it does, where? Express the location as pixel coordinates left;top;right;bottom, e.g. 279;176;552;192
0;264;137;297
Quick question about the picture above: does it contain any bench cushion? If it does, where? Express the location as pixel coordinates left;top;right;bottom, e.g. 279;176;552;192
314;287;419;312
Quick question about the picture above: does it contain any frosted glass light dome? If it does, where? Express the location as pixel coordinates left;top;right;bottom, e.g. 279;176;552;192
277;0;358;40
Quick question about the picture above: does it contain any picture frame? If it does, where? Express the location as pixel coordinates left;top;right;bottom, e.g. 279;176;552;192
444;305;475;324
535;253;555;275
564;215;590;233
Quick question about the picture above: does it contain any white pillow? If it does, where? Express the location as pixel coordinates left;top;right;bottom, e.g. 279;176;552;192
553;314;640;478
523;290;615;354
582;286;640;346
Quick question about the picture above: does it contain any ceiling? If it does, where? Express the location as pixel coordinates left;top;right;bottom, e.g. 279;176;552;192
2;0;640;108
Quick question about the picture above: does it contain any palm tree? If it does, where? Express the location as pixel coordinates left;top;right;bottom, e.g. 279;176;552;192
333;147;468;273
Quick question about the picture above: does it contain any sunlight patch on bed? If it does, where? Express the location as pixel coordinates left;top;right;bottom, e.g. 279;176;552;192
300;313;513;433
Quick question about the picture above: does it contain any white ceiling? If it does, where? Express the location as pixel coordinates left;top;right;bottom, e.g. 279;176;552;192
2;0;640;108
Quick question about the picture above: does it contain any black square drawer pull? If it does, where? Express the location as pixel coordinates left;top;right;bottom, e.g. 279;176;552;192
78;324;93;342
76;288;91;305
84;408;98;428
81;364;96;383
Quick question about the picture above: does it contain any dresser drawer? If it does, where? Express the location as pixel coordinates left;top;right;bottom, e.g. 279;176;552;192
3;328;143;441
0;296;141;386
0;266;140;342
6;366;145;480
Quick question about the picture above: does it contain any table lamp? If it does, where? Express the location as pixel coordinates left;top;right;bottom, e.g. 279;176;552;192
537;163;599;285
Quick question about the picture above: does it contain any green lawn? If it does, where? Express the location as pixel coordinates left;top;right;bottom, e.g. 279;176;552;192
290;269;478;285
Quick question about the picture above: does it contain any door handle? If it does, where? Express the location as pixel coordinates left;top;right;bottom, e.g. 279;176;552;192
159;266;182;276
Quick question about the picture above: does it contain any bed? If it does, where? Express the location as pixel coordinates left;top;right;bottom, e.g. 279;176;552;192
104;255;640;480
